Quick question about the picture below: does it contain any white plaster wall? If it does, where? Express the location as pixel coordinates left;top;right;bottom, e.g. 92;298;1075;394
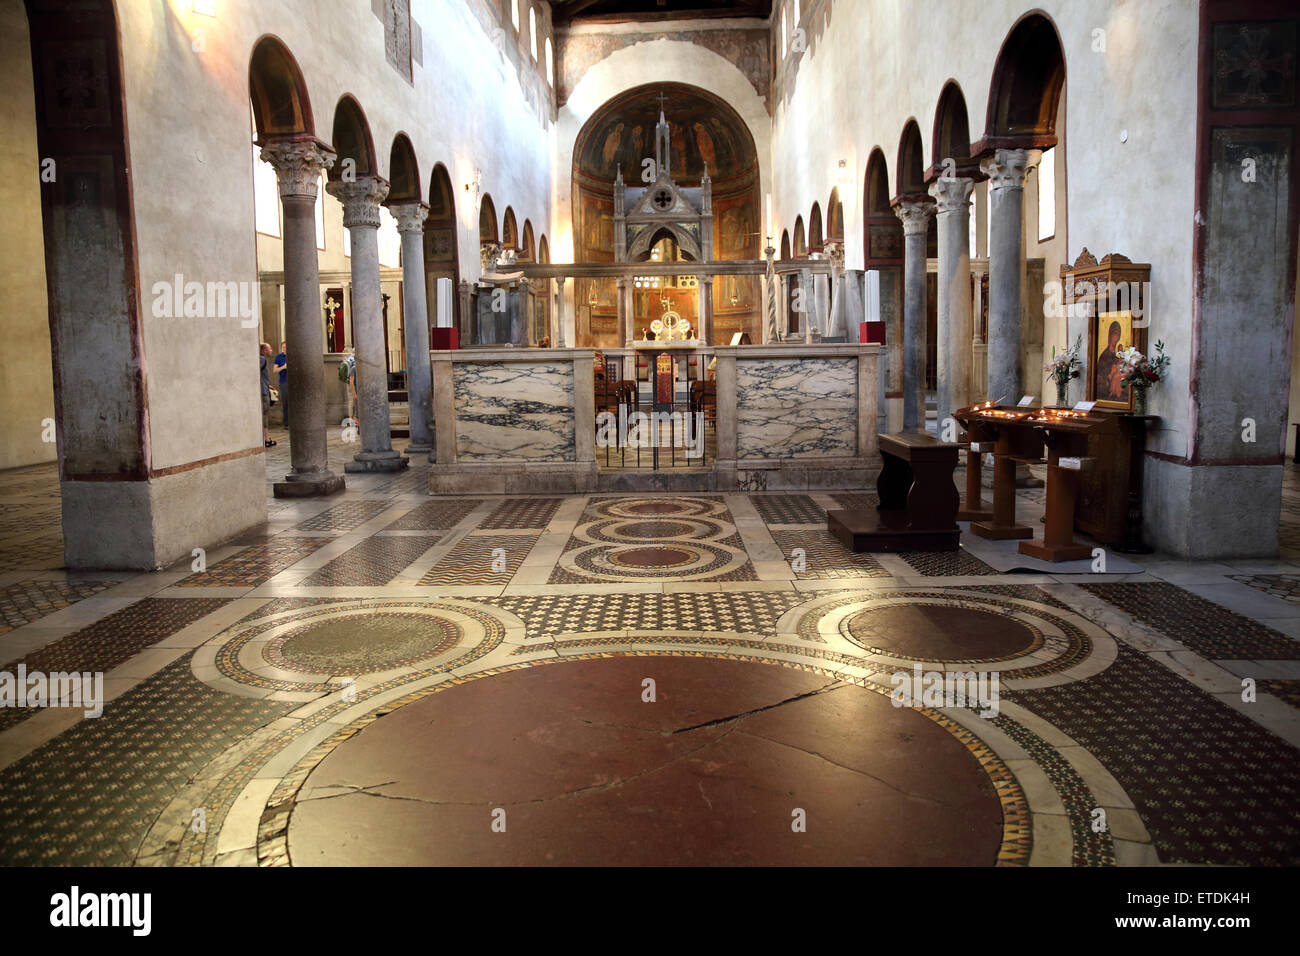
769;0;1199;461
555;30;773;343
0;2;55;470
116;0;552;472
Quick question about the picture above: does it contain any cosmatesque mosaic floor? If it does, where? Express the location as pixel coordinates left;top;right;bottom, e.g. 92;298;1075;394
1;426;1299;866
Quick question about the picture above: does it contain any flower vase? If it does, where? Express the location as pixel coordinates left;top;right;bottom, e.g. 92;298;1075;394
1132;388;1147;416
1055;381;1068;408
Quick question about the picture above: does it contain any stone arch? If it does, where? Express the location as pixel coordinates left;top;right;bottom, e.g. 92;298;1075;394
627;223;701;262
808;202;823;252
328;95;377;182
863;147;902;270
827;187;844;242
502;206;519;250
780;229;791;260
520;219;536;261
931;80;973;178
895;119;926;197
250;35;314;138
793;216;807;257
386;133;421;204
425;162;460;332
984;11;1066;148
479;193;498;244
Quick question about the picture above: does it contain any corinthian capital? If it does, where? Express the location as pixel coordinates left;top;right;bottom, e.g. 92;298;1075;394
326;176;390;229
928;175;975;213
390;200;430;234
893;199;935;236
259;138;336;201
981;148;1035;191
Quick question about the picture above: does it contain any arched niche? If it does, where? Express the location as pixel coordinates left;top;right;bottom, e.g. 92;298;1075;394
328;95;377;181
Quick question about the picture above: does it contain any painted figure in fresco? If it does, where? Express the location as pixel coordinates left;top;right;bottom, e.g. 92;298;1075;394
601;122;625;167
693;122;717;171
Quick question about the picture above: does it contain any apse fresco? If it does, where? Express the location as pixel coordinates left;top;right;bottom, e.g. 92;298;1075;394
576;84;758;184
573;83;762;345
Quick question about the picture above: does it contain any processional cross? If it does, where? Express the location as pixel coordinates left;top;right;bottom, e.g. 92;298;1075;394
324;295;340;345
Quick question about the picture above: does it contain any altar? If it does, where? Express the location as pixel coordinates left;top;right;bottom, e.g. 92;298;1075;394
632;311;710;407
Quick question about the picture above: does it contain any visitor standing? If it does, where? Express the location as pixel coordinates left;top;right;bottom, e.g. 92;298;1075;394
274;341;289;427
259;342;275;448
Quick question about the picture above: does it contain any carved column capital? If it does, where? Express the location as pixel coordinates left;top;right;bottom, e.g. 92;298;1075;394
928;175;975;213
823;239;845;270
893;198;935;236
259;138;336;201
389;200;429;234
980;148;1036;192
326;176;390;229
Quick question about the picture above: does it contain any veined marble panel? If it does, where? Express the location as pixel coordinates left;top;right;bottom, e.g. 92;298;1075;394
736;358;857;459
453;362;575;461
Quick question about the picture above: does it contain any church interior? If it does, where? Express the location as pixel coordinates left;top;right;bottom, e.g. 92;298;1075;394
2;0;1300;883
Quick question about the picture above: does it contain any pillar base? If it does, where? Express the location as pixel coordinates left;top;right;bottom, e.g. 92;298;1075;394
345;451;410;473
403;441;433;455
273;472;346;498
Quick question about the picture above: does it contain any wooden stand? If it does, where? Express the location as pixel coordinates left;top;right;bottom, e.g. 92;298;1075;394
971;449;1034;540
1019;438;1094;561
957;442;993;521
828;432;960;552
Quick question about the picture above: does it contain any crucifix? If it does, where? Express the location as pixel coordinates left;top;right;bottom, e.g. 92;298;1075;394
324;295;340;348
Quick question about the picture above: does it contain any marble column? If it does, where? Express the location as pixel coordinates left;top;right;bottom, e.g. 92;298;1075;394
327;175;408;472
457;280;472;344
800;267;814;344
260;137;344;497
617;277;632;345
980;148;1033;405
825;241;846;339
391;201;433;454
700;276;714;344
929;175;975;429
894;198;935;431
553;277;564;348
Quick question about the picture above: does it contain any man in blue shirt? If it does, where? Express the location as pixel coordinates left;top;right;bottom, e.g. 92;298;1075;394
274;341;288;427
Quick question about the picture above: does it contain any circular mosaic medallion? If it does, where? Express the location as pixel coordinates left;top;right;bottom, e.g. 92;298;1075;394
609;546;696;569
786;588;1116;685
192;600;507;695
266;613;458;675
844;605;1041;662
614;519;698;539
624;502;683;516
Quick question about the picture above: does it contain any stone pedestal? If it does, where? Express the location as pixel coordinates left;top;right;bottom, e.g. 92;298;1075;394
981;148;1034;404
328;176;408;474
929;176;975;430
260;137;346;498
893;198;935;432
392;201;433;455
